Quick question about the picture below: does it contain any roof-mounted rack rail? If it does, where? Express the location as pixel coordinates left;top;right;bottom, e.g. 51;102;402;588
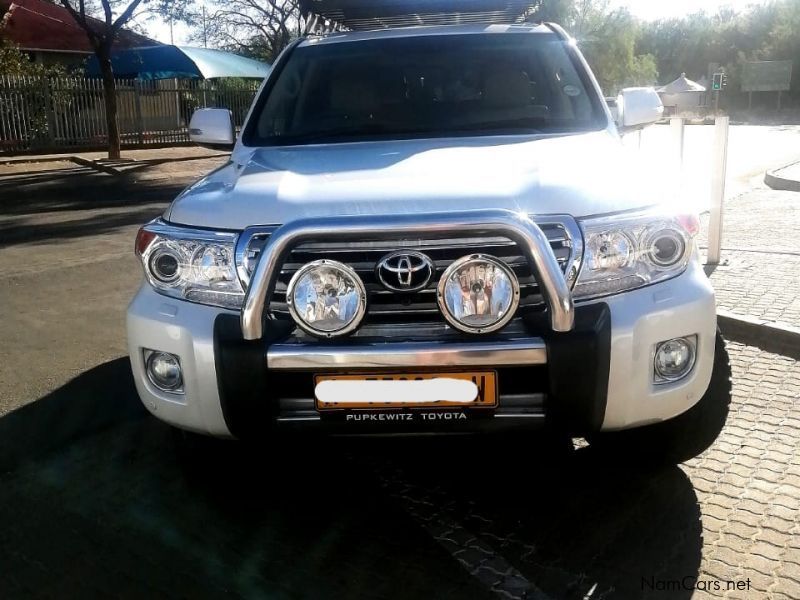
299;0;540;34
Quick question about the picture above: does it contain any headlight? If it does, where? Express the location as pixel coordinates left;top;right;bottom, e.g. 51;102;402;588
135;219;244;309
437;254;520;334
286;260;367;338
575;209;699;299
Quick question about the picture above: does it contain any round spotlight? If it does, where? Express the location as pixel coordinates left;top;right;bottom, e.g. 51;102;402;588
437;254;520;334
286;259;367;338
146;351;183;392
645;228;686;268
654;337;696;382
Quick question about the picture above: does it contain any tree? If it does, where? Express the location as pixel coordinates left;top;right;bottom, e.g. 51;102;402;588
534;0;658;94
56;0;146;159
194;0;301;63
56;0;189;159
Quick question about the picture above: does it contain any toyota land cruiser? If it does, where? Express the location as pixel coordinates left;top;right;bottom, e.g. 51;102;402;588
128;22;731;463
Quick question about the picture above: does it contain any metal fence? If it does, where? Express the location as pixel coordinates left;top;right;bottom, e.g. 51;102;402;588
0;75;262;154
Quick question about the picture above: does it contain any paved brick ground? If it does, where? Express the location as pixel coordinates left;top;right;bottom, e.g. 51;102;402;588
0;340;797;599
699;187;800;328
686;342;800;600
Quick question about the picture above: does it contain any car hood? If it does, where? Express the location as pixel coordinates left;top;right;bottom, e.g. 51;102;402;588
167;130;666;230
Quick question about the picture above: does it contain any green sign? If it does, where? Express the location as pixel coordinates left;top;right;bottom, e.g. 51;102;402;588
742;61;793;92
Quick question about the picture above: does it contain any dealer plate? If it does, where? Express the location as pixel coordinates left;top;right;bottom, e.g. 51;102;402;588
314;371;497;410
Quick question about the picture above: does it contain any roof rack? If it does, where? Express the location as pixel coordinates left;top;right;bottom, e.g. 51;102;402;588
299;0;539;33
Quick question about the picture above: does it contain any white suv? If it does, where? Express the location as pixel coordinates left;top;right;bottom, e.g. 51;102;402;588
128;23;731;463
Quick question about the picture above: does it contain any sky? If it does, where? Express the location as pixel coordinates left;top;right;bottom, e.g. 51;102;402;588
143;1;768;47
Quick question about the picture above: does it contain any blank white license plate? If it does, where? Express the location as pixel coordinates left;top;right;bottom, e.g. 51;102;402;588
313;371;497;410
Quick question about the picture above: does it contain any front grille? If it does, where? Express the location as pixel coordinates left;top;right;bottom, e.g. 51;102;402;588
239;219;580;325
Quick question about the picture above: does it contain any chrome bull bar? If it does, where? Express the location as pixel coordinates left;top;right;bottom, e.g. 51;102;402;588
240;209;575;340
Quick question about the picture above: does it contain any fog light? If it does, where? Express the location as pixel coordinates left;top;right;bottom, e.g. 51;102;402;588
145;350;183;392
654;336;696;383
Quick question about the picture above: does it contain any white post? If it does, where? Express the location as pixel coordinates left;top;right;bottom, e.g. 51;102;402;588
707;115;729;265
670;117;685;171
670;117;685;196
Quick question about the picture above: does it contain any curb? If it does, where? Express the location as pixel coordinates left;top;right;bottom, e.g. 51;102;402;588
0;154;119;175
764;161;800;192
717;309;800;359
0;155;72;166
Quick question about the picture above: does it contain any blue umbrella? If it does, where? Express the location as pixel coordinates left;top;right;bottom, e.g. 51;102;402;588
86;45;270;80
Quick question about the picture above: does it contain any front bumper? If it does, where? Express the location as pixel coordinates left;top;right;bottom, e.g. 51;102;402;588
126;261;716;438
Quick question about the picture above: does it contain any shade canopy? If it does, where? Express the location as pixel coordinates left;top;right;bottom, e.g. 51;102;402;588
657;73;706;94
86;45;270;80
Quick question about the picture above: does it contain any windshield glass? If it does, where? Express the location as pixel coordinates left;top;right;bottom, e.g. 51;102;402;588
246;33;607;146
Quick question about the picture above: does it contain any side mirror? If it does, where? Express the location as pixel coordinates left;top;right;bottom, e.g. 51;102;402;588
189;108;235;148
617;87;663;131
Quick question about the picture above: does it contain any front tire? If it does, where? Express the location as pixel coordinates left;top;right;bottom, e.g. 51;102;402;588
589;331;732;465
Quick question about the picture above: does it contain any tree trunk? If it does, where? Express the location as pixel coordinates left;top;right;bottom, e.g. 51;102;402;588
98;47;121;160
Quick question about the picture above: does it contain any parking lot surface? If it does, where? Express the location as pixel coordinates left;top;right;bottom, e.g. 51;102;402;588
1;142;799;598
0;340;797;599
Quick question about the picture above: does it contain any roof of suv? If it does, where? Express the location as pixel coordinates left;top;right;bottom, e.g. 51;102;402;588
299;0;540;30
299;23;557;47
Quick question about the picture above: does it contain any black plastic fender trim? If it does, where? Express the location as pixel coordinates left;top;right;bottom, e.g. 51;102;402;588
542;302;611;435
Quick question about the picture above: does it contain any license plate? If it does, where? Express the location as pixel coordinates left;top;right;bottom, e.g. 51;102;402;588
314;371;497;410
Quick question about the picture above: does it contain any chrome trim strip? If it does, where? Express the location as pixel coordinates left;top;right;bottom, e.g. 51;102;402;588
144;218;239;244
242;210;575;340
235;224;279;286
267;338;547;370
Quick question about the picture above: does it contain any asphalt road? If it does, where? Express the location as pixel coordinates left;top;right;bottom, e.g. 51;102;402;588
1;139;799;599
622;123;800;208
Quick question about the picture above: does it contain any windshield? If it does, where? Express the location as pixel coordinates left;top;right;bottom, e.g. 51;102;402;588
245;33;607;146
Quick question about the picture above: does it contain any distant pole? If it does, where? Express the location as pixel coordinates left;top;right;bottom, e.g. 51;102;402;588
169;17;174;45
707;115;729;265
203;6;208;48
671;117;685;169
671;117;685;194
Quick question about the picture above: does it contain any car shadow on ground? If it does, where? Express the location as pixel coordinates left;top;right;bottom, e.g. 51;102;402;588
0;359;701;599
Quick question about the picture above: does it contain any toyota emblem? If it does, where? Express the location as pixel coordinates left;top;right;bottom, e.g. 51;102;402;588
376;250;435;292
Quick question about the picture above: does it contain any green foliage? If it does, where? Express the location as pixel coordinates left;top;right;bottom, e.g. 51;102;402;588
0;39;67;77
530;0;800;105
531;0;658;95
